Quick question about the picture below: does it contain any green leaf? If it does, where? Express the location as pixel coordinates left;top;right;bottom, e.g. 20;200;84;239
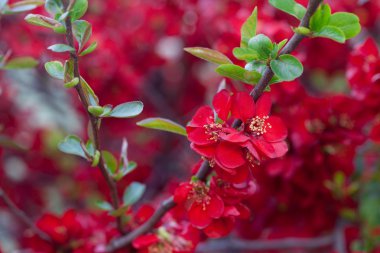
5;1;43;13
123;182;146;206
80;77;99;106
85;140;95;156
58;135;87;159
314;26;345;43
270;54;303;81
95;200;113;211
233;47;259;62
109;101;144;118
24;14;59;29
64;77;79;88
102;151;118;174
277;39;288;51
216;64;261;85
64;59;74;83
45;61;64;80
184;47;231;65
137;118;187;136
45;0;63;15
240;7;257;48
110;205;129;217
115;162;137;181
3;57;38;69
310;4;331;32
248;34;273;60
70;0;88;21
79;41;97;56
73;20;92;51
88;105;105;117
91;150;100;167
328;12;361;39
48;44;75;53
269;0;306;20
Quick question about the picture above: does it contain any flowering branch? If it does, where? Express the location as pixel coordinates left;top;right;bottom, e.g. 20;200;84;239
0;188;52;243
104;0;322;251
62;1;124;234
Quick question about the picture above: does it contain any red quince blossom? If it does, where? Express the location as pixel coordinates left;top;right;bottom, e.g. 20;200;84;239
173;181;224;229
187;90;288;182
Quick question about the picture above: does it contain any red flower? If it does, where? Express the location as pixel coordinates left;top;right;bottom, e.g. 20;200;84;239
174;181;224;229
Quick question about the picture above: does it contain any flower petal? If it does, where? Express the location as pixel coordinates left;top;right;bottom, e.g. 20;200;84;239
174;183;192;204
188;106;214;127
256;93;272;117
190;143;216;158
212;89;232;121
231;92;255;122
132;234;159;249
203;217;235;238
215;142;245;169
206;195;224;219
187;127;216;145
188;203;213;229
263;116;288;142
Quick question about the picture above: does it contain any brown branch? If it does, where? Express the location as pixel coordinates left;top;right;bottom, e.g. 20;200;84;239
0;188;52;243
62;1;124;234
196;234;334;252
105;0;322;251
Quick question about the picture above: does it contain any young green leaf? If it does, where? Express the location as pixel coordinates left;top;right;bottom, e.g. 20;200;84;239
115;162;137;181
269;0;306;20
270;54;303;81
3;57;38;69
48;44;75;53
102;151;118;174
248;34;273;60
123;182;146;206
45;0;63;15
79;41;97;56
95;200;113;211
5;0;43;13
110;205;129;217
80;77;99;106
184;47;231;65
25;14;60;29
73;20;92;51
85;140;95;157
91;150;100;167
88;105;105;117
109;101;144;118
240;7;257;48
232;47;259;62
45;61;64;80
70;0;88;21
314;26;345;43
310;4;331;32
216;64;261;85
64;77;79;88
58;135;87;159
137;118;187;136
328;12;361;39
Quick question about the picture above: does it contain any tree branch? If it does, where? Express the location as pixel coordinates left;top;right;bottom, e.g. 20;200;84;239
0;188;52;243
63;2;124;234
105;0;322;251
196;234;334;252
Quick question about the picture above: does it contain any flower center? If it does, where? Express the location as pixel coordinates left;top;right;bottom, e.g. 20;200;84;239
189;182;211;209
248;116;271;136
203;122;223;141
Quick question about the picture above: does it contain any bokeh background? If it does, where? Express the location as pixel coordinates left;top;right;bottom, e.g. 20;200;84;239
1;0;380;252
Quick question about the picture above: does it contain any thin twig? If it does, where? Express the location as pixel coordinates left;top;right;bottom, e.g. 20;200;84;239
196;234;334;252
105;0;322;251
62;1;124;234
0;188;52;243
